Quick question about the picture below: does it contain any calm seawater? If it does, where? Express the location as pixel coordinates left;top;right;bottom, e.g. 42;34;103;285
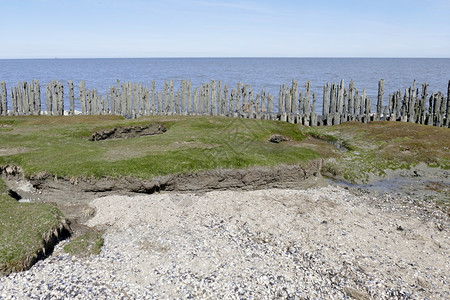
0;58;449;112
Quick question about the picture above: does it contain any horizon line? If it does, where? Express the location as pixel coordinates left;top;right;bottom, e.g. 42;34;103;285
1;56;449;60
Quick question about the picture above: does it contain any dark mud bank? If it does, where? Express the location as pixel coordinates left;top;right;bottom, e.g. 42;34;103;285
1;160;323;204
36;160;322;196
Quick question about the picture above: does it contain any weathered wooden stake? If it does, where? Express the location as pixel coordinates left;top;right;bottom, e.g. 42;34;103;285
68;80;74;115
0;81;7;115
376;79;384;120
304;81;311;125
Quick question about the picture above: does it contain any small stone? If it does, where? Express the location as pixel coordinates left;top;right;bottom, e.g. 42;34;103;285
268;134;289;143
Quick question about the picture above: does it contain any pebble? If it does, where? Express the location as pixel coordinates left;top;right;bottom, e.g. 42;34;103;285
0;185;448;299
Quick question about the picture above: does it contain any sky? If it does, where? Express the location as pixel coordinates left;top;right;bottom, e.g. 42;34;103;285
0;0;449;58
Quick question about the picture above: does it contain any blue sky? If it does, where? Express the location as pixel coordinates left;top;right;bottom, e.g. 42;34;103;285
1;0;449;58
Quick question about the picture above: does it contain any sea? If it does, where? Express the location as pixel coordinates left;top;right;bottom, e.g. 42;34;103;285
0;58;449;113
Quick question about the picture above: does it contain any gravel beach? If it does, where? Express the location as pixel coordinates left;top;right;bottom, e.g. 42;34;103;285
1;185;449;299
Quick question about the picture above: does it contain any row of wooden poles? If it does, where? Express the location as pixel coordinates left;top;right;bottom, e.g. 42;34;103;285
0;79;449;127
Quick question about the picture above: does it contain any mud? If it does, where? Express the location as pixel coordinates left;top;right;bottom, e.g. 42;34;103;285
328;163;450;206
89;123;166;141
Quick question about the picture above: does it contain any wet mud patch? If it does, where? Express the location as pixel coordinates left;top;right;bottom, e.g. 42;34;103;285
89;123;166;141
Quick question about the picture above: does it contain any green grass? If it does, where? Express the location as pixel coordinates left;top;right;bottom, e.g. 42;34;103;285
63;231;104;257
0;178;68;274
0;115;319;179
302;121;450;183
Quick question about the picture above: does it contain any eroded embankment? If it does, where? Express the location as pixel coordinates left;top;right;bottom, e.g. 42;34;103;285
0;160;323;230
2;160;322;201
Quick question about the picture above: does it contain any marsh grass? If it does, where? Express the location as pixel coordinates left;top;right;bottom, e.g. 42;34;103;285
303;121;450;183
0;178;68;274
0;115;319;179
63;231;104;257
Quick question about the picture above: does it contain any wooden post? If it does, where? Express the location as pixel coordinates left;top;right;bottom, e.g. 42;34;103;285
330;83;337;114
241;84;248;114
236;83;241;114
218;81;224;116
446;80;450;127
388;94;395;121
304;81;311;125
342;87;348;123
408;83;415;123
68;80;74;115
109;87;115;115
229;89;235;114
33;79;41;115
144;87;150;116
337;79;344;115
151;80;156;115
278;85;284;115
108;88;114;115
22;82;30;115
180;80;186;115
395;90;401;120
10;87;15;115
360;89;367;123
211;79;217;116
79;81;86;115
334;81;342;125
92;89;98;115
435;92;442;126
199;85;204;115
400;90;408;122
0;81;7;115
268;95;274;117
426;94;433;126
45;83;51;115
205;82;210;115
285;87;292;122
291;80;298;114
365;95;371;124
261;89;266;113
175;90;180;114
59;82;64;115
223;84;229;116
355;88;361;122
348;81;354;119
311;93;317;126
418;83;428;124
29;81;35;115
248;86;254;115
330;83;337;124
193;87;198;115
99;93;105;115
126;82;132;116
322;83;330;124
139;85;145;115
16;83;23;115
157;91;163;115
51;81;58;115
381;106;388;121
132;83;138;116
376;79;384;121
119;83;125;116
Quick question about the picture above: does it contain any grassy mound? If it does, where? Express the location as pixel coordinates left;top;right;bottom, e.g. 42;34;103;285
0;178;70;275
0;115;319;179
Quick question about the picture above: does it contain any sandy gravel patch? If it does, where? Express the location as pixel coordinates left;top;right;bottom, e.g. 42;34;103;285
83;186;448;299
